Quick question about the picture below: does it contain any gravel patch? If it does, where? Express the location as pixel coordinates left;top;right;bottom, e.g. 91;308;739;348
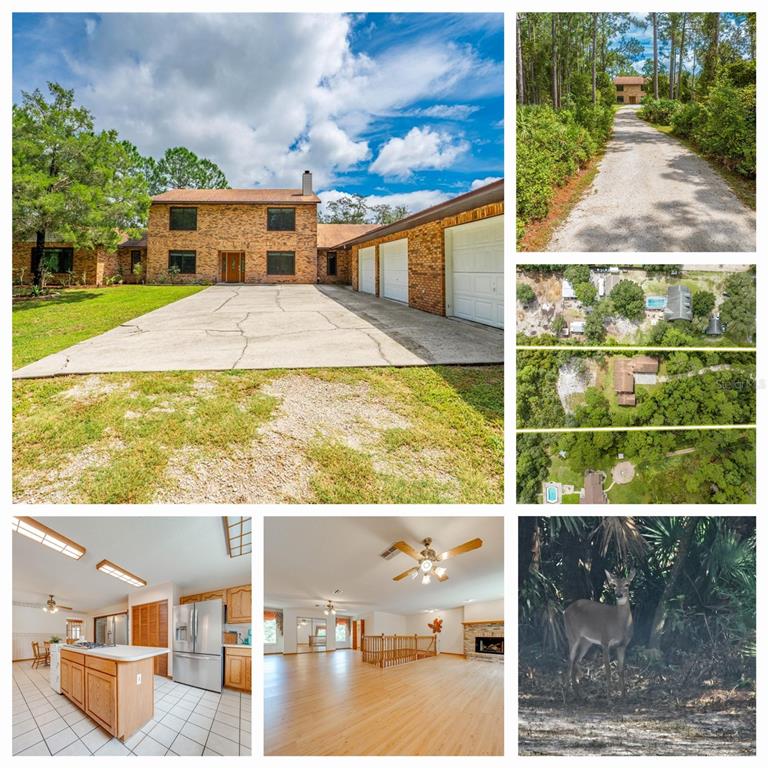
57;374;131;401
557;360;596;414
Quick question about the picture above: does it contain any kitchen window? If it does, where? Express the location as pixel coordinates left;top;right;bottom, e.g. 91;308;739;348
168;250;197;274
267;251;295;276
267;207;296;231
169;207;198;230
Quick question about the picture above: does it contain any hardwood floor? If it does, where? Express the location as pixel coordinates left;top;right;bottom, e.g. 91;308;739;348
264;650;503;755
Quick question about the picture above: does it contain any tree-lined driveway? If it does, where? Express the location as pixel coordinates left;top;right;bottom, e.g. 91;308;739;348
548;107;756;252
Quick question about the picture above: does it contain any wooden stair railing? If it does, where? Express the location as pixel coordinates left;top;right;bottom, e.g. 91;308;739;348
361;634;437;668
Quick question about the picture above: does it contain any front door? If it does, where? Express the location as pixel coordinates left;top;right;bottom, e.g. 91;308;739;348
220;251;244;282
629;95;637;104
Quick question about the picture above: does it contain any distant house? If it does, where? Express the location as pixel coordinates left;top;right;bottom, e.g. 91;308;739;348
569;320;585;334
562;278;576;300
581;471;608;504
614;355;660;406
665;285;693;322
706;316;724;336
614;76;647;104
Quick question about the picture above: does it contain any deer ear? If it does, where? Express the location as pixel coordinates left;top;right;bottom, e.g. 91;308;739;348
604;569;615;584
627;568;636;582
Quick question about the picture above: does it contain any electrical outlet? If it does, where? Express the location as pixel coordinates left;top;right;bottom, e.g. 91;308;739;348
136;673;142;685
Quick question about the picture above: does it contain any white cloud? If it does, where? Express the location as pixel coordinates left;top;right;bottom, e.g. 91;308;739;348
470;176;502;190
317;188;452;219
370;127;470;179
411;104;480;120
59;13;499;188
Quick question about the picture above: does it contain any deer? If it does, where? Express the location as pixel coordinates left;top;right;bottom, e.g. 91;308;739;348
564;569;635;700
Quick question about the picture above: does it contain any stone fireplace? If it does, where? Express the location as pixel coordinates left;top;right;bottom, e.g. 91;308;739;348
463;620;504;663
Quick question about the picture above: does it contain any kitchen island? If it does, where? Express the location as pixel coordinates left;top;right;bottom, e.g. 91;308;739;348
59;645;169;741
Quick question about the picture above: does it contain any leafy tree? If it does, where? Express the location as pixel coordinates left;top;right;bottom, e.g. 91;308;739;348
319;194;408;225
551;314;566;336
563;264;591;285
691;289;716;317
720;272;756;344
13;82;149;284
574;281;597;306
584;305;607;342
610;279;645;321
517;283;536;305
143;146;229;194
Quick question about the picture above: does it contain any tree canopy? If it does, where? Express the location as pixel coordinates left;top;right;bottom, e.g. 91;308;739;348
319;194;409;225
143;146;229;194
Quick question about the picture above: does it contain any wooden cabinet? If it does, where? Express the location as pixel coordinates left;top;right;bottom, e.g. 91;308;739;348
85;666;117;734
200;589;226;602
224;647;251;692
61;651;85;708
226;585;252;624
131;600;168;677
179;594;199;605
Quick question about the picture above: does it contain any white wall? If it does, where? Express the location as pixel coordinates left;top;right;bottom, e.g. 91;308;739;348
369;611;407;636
128;581;178;675
463;598;504;622
405;607;464;654
12;604;90;661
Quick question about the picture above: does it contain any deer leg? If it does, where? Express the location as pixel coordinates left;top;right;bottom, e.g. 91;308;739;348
616;645;626;698
603;645;611;699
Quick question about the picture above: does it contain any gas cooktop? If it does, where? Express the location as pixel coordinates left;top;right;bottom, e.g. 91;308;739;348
75;642;114;649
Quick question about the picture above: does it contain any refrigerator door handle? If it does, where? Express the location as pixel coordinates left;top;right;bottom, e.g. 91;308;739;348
193;605;199;650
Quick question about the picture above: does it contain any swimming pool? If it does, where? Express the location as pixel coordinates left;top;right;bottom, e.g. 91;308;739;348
646;296;667;310
545;485;559;504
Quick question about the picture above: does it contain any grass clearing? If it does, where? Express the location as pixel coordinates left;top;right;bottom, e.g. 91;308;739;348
13;365;503;504
12;285;204;369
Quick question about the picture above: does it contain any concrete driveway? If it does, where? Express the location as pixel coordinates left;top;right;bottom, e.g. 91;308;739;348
13;285;504;378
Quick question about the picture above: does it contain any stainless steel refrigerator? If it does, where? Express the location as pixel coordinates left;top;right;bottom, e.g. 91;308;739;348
95;613;128;645
173;599;223;692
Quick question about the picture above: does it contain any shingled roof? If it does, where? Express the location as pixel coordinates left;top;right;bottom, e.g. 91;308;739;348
613;76;647;85
151;188;320;204
316;223;379;249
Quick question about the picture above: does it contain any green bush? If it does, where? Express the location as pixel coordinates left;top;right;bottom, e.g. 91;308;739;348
670;101;704;138
517;103;614;225
638;98;679;125
517;283;536;305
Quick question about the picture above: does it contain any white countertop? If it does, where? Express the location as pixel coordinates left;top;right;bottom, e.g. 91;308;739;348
223;644;252;650
63;645;169;662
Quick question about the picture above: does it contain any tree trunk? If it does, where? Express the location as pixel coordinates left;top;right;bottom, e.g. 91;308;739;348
677;13;687;100
652;13;659;98
32;229;46;286
669;15;676;99
551;14;559;109
591;13;597;105
516;14;525;104
648;518;698;650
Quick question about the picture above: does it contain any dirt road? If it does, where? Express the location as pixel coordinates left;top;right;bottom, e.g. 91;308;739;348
547;107;756;252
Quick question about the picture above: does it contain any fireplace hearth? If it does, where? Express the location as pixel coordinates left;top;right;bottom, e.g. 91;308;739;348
475;636;504;655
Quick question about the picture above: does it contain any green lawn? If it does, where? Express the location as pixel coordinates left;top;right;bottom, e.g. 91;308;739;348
13;286;204;369
12;365;503;505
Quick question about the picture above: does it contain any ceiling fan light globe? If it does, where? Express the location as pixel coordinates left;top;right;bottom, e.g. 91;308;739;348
435;567;446;577
420;560;432;573
323;609;329;615
422;574;431;585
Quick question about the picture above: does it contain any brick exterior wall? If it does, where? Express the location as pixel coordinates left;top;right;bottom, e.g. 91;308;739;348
117;247;148;283
145;203;318;284
348;201;503;317
463;621;504;663
616;83;645;103
316;247;351;285
12;241;117;286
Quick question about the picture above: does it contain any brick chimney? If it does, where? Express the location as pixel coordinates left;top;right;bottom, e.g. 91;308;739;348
302;170;313;196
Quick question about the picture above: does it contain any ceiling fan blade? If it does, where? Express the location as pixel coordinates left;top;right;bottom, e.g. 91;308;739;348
438;538;483;561
435;572;449;582
393;540;421;561
393;566;418;581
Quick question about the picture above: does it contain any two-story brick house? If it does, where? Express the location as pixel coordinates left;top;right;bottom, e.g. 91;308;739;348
613;76;647;104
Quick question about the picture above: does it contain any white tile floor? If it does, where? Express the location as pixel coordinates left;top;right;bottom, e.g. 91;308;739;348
12;661;251;756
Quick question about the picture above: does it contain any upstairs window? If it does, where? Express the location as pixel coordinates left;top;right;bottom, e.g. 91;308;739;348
267;251;295;276
35;247;74;273
267;208;296;231
327;251;337;276
169;207;198;230
168;250;197;274
616;85;624;92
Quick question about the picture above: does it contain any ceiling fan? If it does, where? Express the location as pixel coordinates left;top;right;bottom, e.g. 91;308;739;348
42;594;72;614
391;537;483;585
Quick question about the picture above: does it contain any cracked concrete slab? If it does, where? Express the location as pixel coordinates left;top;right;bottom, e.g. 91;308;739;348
13;284;504;378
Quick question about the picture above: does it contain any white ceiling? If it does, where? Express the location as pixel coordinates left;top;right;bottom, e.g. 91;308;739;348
12;517;251;612
265;516;503;614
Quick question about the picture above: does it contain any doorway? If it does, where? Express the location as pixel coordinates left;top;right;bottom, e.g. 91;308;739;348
220;251;245;282
296;617;327;653
629;95;637;104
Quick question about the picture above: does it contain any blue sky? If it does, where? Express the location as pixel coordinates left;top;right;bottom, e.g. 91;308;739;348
13;12;503;213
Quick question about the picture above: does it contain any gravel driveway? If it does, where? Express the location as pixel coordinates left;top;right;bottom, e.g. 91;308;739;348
547;107;756;252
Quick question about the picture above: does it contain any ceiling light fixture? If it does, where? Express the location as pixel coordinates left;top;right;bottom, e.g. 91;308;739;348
11;517;86;560
422;574;431;585
322;600;337;616
43;595;59;614
96;559;147;588
223;516;251;558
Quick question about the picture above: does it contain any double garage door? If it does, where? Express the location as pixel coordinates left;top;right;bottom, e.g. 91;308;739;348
359;240;409;304
446;216;503;328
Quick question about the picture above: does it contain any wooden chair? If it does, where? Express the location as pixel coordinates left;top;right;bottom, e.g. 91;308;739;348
43;642;51;665
31;642;47;669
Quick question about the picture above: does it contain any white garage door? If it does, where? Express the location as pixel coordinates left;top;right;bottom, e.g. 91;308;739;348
379;238;409;303
358;246;375;294
446;216;503;328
